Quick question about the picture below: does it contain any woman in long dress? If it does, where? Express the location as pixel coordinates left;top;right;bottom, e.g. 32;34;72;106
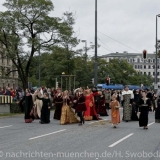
75;88;86;126
60;90;79;125
36;92;51;124
20;89;34;123
97;91;107;116
83;89;100;121
110;94;120;128
155;89;160;123
53;89;63;120
139;91;151;129
33;88;43;119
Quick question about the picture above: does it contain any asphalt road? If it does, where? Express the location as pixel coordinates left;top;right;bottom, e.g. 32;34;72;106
0;109;159;160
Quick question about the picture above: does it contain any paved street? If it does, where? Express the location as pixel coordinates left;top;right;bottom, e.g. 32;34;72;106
0;109;159;160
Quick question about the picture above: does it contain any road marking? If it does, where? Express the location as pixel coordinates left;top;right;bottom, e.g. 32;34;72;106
148;122;155;126
89;119;108;124
108;133;134;147
0;125;13;129
29;129;66;140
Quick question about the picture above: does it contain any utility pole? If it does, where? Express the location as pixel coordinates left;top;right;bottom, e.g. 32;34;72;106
94;0;98;86
38;35;41;87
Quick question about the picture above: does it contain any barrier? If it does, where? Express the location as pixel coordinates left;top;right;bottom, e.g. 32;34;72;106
0;95;13;113
0;95;13;104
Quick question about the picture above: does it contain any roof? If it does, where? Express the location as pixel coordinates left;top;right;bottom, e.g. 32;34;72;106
99;52;156;58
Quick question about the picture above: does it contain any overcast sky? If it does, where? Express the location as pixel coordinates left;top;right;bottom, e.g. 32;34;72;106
1;0;160;56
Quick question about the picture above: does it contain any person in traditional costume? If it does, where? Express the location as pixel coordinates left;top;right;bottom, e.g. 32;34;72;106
20;89;34;123
73;92;79;112
146;89;153;112
110;94;120;128
36;91;51;124
53;88;63;120
83;89;101;121
97;91;107;116
60;90;79;125
104;89;111;116
131;90;140;121
92;87;99;112
139;91;151;129
121;85;134;122
75;88;86;125
155;89;160;123
32;88;43;119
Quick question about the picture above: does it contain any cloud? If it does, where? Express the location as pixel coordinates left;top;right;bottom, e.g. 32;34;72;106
1;0;160;55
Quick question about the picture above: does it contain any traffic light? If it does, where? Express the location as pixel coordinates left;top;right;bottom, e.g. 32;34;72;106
143;50;147;59
106;78;110;85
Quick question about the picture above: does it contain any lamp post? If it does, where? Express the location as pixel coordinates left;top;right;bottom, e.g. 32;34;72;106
155;14;160;88
94;0;98;87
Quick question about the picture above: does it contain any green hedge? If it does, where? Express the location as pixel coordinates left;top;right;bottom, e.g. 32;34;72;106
10;102;22;113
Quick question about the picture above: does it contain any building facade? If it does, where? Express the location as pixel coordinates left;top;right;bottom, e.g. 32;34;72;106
100;52;159;85
0;53;18;88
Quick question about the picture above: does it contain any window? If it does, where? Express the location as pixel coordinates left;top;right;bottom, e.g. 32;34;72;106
144;65;146;69
137;59;140;63
153;72;155;76
153;59;155;63
148;72;151;75
144;72;146;75
148;59;150;63
135;65;137;69
148;65;151;69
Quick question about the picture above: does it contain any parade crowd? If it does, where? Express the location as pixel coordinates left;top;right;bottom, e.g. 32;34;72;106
0;85;160;129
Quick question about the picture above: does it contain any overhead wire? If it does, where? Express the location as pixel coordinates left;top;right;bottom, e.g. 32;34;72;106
98;31;140;53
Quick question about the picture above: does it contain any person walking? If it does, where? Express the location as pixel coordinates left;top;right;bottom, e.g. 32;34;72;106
139;91;151;129
110;94;120;128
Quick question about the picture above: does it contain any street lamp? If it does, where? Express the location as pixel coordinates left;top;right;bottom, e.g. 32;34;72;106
155;14;160;89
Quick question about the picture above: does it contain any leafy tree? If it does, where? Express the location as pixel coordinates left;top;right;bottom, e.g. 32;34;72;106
0;0;73;89
97;58;153;86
